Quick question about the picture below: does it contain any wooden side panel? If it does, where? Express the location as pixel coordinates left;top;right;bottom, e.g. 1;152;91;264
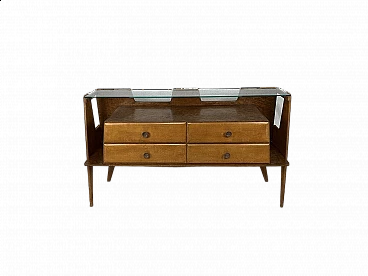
272;96;291;159
84;97;103;160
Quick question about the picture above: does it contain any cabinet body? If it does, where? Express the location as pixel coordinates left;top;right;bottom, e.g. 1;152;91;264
84;89;291;207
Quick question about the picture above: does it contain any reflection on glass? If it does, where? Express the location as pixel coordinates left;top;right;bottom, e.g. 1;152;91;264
85;87;290;99
132;89;173;102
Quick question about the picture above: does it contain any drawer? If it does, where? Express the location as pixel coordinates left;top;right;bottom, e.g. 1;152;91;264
187;144;270;163
187;122;269;143
104;144;186;163
104;122;186;143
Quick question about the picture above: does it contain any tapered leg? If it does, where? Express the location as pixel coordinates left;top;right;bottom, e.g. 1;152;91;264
107;166;115;182
87;166;93;207
280;166;287;208
260;166;268;182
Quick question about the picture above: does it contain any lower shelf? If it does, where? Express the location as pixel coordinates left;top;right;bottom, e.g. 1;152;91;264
85;144;289;167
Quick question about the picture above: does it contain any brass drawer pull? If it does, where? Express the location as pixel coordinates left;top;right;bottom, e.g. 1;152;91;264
142;131;150;138
224;131;232;138
143;152;150;159
223;152;231;159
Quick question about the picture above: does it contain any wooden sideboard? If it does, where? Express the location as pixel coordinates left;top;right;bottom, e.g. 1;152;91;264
84;88;291;207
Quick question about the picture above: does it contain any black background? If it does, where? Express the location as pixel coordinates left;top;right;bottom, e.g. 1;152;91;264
79;76;306;210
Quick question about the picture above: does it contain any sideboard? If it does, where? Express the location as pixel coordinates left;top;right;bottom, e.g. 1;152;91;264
84;88;291;207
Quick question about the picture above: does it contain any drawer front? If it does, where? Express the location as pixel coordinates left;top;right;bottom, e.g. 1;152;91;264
104;122;186;143
104;144;186;163
187;144;270;163
187;122;269;143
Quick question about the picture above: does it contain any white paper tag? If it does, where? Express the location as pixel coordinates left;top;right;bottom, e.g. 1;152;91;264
274;95;284;128
91;98;100;127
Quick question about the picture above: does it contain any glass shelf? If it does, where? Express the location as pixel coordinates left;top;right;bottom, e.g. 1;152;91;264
85;87;290;99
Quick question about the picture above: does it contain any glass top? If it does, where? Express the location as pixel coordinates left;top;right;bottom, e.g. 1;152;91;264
85;87;290;98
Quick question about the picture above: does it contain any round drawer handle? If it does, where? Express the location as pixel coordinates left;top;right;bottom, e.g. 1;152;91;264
142;131;150;138
223;152;231;159
143;152;150;159
224;131;232;138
